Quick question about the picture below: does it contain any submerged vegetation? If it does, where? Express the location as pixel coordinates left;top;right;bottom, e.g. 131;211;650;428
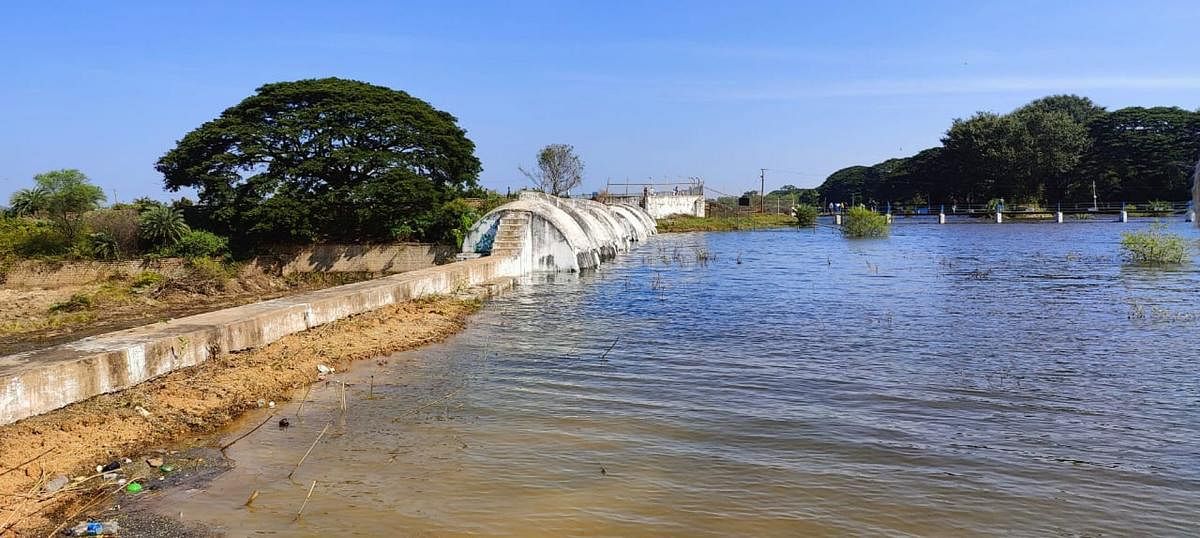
841;206;889;238
793;204;818;227
656;213;796;233
1120;223;1190;265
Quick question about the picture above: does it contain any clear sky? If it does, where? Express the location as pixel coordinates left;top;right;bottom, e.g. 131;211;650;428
2;0;1198;203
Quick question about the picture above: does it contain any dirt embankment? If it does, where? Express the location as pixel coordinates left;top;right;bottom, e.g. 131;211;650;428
0;296;480;536
0;266;377;356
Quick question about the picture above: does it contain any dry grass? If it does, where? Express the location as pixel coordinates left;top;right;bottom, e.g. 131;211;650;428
656;213;796;233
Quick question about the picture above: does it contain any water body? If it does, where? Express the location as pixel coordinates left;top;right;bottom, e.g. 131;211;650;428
160;220;1200;536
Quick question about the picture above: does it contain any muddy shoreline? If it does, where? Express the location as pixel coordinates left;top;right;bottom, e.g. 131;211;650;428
0;294;486;536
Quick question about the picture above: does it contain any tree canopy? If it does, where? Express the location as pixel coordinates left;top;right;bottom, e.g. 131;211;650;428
8;169;106;242
817;94;1200;206
520;144;585;196
156;77;482;245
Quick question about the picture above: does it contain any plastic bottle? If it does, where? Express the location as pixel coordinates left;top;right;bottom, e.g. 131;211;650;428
66;520;120;536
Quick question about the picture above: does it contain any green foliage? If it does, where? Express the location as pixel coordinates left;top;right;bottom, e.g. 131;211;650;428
139;205;190;247
1079;107;1200;202
130;271;166;291
435;199;482;249
656;214;796;233
49;293;94;313
166;229;229;258
817;94;1200;206
83;208;140;258
842;206;889;238
1147;200;1173;212
0;217;71;257
1120;223;1190;265
793;204;818;226
87;232;120;260
156;77;481;246
7;188;46;217
8;170;105;243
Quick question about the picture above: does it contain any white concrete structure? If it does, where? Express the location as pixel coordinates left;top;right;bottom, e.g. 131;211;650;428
462;192;656;272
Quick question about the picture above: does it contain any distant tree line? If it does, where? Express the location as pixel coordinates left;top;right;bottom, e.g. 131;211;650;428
818;95;1200;207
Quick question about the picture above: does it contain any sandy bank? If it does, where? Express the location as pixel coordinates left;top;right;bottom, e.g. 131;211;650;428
0;295;484;535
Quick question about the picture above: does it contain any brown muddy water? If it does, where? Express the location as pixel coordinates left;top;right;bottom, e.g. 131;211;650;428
150;221;1199;536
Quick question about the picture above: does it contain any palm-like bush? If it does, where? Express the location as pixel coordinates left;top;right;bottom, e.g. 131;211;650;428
139;205;190;247
8;188;47;217
88;232;120;260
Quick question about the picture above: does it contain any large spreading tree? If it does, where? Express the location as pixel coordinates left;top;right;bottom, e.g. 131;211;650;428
156;78;482;245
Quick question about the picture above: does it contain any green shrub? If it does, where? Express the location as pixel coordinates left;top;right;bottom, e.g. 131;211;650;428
1147;200;1173;212
0;218;72;257
168;229;229;258
1120;223;1190;265
842;206;889;238
87;232;120;260
130;271;166;292
50;293;94;312
139;205;189;247
793;204;818;227
83;208;140;256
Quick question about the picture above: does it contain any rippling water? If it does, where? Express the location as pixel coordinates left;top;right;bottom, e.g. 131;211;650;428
163;220;1200;536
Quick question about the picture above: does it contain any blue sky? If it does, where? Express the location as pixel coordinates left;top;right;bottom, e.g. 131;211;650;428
2;0;1198;203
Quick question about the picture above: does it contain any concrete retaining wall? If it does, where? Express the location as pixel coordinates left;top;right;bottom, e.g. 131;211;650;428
252;243;457;275
0;255;523;426
645;195;706;218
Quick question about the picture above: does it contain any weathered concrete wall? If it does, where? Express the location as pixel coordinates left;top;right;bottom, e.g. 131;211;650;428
2;259;190;289
645;195;706;218
607;193;706;218
253;243;457;275
0;256;522;426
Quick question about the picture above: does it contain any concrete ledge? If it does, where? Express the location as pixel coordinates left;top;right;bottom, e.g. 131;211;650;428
0;256;516;426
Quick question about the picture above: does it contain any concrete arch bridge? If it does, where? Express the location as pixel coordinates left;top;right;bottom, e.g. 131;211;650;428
462;191;656;272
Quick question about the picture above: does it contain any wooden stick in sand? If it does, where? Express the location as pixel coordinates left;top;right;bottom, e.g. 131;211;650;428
296;384;314;418
0;447;55;478
288;423;330;480
220;414;275;451
295;480;317;520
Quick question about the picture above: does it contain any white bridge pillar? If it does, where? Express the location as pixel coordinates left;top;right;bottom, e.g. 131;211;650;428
1056;211;1064;223
994;211;1003;224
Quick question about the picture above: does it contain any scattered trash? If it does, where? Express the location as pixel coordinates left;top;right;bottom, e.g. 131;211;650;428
317;364;334;374
134;406;151;418
146;457;164;468
256;399;267;408
268;400;276;409
66;520;120;536
44;475;69;493
244;489;260;507
122;458;132;464
125;481;143;494
101;461;121;472
278;418;291;429
102;473;118;480
117;479;127;486
600;466;607;476
160;464;175;473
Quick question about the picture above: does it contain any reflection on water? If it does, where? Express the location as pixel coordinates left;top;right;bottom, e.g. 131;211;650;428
161;221;1200;536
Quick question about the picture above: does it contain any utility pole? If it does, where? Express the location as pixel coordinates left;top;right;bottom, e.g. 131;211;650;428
759;168;766;213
